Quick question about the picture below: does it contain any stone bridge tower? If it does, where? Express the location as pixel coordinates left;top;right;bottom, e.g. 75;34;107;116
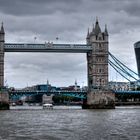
0;23;9;110
0;23;4;87
83;19;115;109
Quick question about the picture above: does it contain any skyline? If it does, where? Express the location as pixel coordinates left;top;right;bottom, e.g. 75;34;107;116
0;0;140;88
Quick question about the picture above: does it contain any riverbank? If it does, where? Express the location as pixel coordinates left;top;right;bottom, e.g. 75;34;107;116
115;101;140;106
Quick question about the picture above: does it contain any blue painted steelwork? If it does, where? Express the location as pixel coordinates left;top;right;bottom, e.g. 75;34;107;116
109;52;139;82
9;89;140;100
114;90;140;94
9;90;87;99
62;93;86;99
4;43;92;53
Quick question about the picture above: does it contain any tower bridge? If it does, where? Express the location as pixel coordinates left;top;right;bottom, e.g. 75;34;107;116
0;19;116;109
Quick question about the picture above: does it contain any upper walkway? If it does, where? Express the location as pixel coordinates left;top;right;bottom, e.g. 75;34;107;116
4;43;92;53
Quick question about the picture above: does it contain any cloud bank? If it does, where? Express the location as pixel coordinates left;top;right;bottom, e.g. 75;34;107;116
0;0;139;87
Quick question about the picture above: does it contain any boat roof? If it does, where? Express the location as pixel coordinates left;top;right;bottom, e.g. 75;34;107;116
43;103;53;106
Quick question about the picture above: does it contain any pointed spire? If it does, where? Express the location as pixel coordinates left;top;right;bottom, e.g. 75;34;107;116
104;24;108;35
96;16;98;23
75;79;77;86
74;79;78;91
86;28;90;39
47;79;49;85
87;28;90;36
92;24;95;32
94;17;101;35
0;22;4;34
90;23;95;36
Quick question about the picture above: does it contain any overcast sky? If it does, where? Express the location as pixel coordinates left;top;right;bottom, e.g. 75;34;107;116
0;0;140;88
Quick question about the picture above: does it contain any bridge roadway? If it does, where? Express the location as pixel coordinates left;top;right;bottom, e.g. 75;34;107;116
4;43;92;53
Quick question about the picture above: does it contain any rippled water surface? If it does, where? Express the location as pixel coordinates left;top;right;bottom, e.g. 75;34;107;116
0;106;140;140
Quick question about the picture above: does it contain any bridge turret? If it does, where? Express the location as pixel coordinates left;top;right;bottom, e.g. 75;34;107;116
0;22;5;42
89;18;102;42
94;17;101;35
0;22;4;33
104;24;108;41
89;24;96;43
89;19;108;43
86;28;90;45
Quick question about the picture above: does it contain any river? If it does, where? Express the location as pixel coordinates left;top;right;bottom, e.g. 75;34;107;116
0;106;140;140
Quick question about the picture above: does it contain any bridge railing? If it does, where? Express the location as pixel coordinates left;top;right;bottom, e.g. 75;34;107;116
4;43;92;51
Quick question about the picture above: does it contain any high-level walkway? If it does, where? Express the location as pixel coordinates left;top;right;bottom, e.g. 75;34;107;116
4;43;92;53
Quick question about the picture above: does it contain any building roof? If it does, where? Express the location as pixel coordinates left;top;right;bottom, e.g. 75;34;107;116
0;22;4;34
94;18;101;35
134;41;140;48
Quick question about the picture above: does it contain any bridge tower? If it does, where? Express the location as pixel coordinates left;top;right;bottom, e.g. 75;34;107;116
0;22;4;87
0;23;9;110
83;19;115;109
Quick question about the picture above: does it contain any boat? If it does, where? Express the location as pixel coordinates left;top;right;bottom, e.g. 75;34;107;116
11;102;16;106
42;103;53;109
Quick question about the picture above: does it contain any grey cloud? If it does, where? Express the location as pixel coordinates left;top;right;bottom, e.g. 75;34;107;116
3;0;140;39
6;53;86;72
0;0;81;16
120;1;140;17
1;0;140;87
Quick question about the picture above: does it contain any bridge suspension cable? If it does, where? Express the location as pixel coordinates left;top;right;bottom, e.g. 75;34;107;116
108;59;131;82
108;52;139;82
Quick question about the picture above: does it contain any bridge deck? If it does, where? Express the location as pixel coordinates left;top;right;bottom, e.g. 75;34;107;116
115;90;140;94
4;43;92;53
9;90;87;99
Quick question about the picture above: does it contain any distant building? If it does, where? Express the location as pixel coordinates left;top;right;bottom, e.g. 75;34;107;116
35;84;51;91
109;81;140;91
42;94;53;104
134;41;140;77
109;81;129;91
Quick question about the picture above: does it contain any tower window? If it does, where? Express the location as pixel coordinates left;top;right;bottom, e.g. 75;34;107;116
90;79;93;85
103;34;105;40
96;36;98;40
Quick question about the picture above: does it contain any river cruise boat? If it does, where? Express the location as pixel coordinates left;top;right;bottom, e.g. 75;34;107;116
43;103;53;109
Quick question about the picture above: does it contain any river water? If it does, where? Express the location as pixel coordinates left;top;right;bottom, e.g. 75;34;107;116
0;106;140;140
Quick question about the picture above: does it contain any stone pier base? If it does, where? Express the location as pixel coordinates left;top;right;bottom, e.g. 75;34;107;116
0;102;9;110
82;90;115;109
0;92;9;110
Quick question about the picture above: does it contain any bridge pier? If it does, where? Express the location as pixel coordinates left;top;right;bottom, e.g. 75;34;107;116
0;91;9;110
82;90;115;109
